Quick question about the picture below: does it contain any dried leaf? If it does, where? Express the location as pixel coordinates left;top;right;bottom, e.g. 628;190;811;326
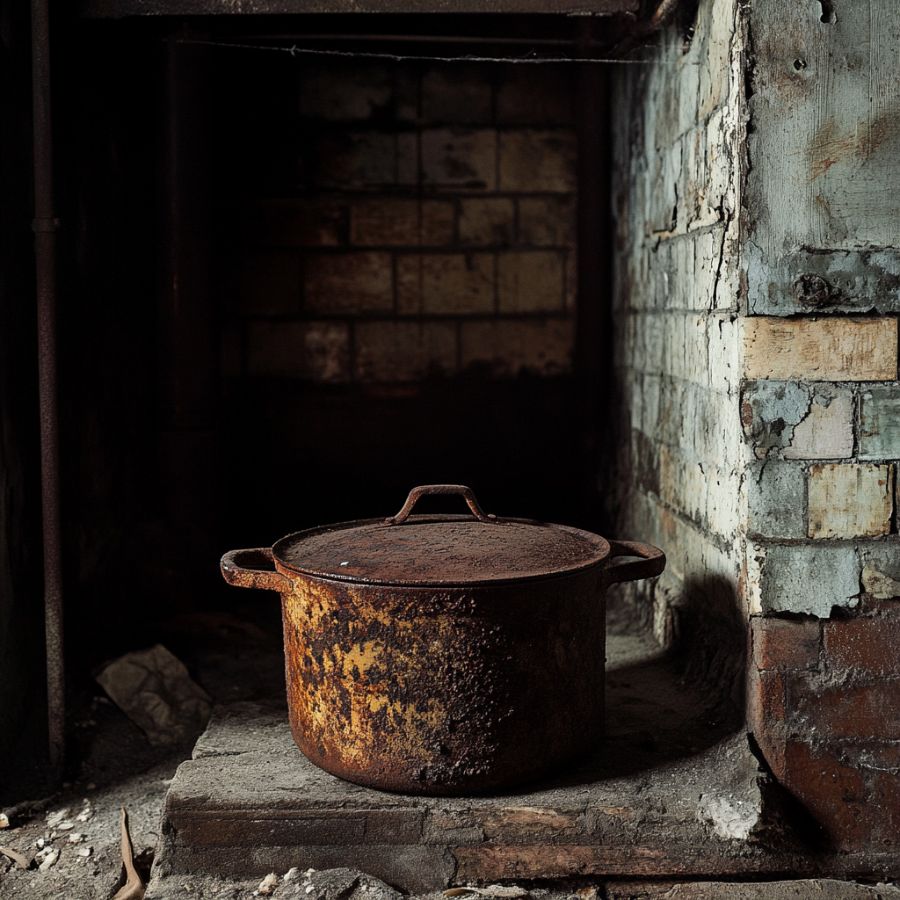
0;845;29;869
112;808;145;900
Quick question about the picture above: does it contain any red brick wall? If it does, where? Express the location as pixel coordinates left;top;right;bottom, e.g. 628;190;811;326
216;60;578;385
748;602;900;852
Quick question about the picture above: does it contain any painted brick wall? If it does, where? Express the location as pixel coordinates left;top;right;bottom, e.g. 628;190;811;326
611;0;745;650
614;0;900;856
741;0;900;853
216;59;578;384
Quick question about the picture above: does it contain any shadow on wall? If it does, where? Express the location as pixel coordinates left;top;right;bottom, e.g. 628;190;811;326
673;574;747;729
586;573;748;780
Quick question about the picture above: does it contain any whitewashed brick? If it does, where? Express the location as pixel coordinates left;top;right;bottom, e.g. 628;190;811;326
741;382;854;460
746;460;806;538
784;391;853;460
747;543;860;617
861;542;900;599
742;317;898;381
807;464;894;539
859;386;900;461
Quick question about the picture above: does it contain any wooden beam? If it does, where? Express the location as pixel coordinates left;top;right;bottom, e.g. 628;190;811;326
80;0;638;19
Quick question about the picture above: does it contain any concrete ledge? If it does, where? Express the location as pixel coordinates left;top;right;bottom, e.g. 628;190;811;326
152;700;894;892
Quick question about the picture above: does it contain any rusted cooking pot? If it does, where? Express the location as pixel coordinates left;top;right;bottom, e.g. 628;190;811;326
221;484;665;795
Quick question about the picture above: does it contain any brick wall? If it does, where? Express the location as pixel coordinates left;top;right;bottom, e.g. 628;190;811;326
613;0;900;858
216;59;578;385
611;0;745;651
741;0;900;854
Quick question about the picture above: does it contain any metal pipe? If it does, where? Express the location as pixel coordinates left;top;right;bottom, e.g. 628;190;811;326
574;21;612;528
31;0;64;775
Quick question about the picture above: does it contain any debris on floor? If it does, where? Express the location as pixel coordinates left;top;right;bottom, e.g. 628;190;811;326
96;644;212;747
0;768;170;899
111;807;145;900
254;873;279;896
35;847;59;872
444;889;528;899
0;845;29;870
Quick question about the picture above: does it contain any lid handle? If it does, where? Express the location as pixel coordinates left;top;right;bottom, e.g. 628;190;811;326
385;484;495;525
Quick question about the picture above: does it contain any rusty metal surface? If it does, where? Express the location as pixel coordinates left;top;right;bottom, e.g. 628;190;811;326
220;486;665;793
221;547;289;592
274;516;610;586
385;483;493;525
280;569;607;794
32;0;65;775
605;540;666;584
272;483;610;587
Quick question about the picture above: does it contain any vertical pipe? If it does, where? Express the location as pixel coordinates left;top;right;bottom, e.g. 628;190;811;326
575;22;613;530
31;0;64;773
159;35;217;609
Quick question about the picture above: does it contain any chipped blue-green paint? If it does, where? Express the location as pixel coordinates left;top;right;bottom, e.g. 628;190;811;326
859;386;900;461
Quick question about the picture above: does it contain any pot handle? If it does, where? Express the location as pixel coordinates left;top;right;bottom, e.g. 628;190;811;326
605;540;666;585
385;484;496;525
221;548;289;592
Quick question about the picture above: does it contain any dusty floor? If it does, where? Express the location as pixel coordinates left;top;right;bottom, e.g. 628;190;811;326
0;606;284;900
3;603;895;900
0;599;731;900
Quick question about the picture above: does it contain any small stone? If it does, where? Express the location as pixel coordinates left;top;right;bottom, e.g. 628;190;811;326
284;867;301;882
75;802;93;823
0;813;9;829
36;847;60;872
76;846;93;858
46;809;70;828
255;873;279;896
67;832;85;843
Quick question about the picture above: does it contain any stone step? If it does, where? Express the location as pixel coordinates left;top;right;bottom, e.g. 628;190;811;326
151;702;895;893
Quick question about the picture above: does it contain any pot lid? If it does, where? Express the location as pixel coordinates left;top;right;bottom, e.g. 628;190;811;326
272;484;610;587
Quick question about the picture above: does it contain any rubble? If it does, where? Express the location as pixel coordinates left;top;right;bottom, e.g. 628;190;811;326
96;644;212;746
255;873;280;896
36;846;60;872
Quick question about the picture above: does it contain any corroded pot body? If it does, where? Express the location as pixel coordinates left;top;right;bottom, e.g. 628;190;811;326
221;485;664;794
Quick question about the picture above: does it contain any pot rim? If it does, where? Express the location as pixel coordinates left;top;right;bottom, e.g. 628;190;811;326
271;514;613;589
